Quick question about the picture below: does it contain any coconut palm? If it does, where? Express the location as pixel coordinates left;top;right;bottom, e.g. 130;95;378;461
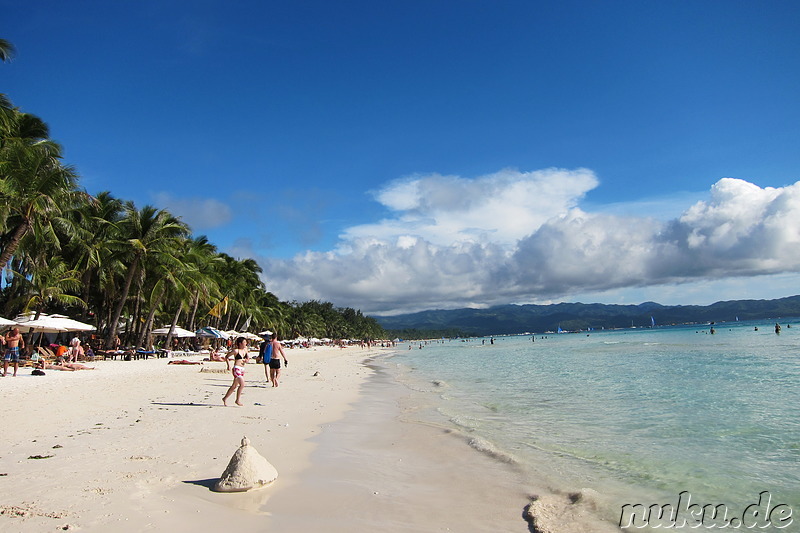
10;257;86;320
0;39;15;62
182;236;223;331
59;191;124;320
0;138;82;273
104;203;188;348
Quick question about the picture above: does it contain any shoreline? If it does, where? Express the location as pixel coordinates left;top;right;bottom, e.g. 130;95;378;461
265;354;534;532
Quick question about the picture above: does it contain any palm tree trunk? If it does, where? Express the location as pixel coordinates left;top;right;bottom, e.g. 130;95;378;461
136;288;164;349
188;291;200;330
105;255;140;349
131;287;143;345
79;269;93;320
0;220;31;272
164;306;182;351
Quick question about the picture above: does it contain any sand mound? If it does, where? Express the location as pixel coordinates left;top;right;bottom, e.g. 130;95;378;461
214;436;278;492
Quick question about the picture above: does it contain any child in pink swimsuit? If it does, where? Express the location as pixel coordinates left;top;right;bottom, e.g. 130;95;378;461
223;337;249;406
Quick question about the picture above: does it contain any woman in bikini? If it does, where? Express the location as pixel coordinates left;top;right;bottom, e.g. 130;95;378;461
223;337;249;406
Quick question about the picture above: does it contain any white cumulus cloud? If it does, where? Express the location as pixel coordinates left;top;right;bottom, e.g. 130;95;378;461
260;170;800;315
348;168;599;247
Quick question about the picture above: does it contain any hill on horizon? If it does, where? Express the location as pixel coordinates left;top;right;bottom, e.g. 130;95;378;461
374;295;800;336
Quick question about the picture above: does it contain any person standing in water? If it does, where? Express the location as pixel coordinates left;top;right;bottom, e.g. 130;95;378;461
223;337;249;406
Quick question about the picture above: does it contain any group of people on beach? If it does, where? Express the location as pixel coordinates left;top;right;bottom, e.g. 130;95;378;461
1;325;100;377
222;332;288;406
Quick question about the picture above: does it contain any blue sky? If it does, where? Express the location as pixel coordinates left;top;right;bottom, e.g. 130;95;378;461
4;1;800;315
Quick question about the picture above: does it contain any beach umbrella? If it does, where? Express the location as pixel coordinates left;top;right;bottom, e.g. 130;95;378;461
258;330;273;337
48;314;96;332
0;316;16;327
14;317;68;334
152;326;195;338
15;313;96;332
195;327;229;339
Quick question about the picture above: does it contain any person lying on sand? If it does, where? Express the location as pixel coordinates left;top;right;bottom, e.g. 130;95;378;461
34;359;95;371
168;359;203;365
205;348;226;362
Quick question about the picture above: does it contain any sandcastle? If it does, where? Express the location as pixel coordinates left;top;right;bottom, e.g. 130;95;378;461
214;436;278;492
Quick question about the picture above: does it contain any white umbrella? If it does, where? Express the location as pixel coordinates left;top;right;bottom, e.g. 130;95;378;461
152;326;195;338
14;316;68;334
15;313;95;332
258;330;273;336
0;316;16;327
48;314;96;332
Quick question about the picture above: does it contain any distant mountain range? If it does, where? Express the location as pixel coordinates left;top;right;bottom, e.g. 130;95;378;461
374;295;800;336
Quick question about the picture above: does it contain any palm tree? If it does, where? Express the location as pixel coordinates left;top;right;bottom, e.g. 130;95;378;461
104;203;188;348
135;254;186;350
0;138;82;272
0;39;15;62
59;191;123;320
183;236;222;331
10;257;86;320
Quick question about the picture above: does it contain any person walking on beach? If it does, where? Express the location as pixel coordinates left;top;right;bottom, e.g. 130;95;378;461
260;335;273;382
223;337;249;406
268;333;288;387
3;327;25;377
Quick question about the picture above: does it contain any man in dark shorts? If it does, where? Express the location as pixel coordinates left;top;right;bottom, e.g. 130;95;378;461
267;333;288;387
3;327;25;377
260;335;273;383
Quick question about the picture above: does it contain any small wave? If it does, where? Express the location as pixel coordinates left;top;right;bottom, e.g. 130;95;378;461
442;410;479;431
467;436;517;464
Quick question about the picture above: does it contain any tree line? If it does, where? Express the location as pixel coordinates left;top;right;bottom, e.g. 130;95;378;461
0;39;386;349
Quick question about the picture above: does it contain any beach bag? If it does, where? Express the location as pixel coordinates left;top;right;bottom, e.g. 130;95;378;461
264;342;273;360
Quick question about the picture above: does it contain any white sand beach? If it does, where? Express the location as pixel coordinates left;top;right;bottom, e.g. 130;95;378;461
0;345;539;532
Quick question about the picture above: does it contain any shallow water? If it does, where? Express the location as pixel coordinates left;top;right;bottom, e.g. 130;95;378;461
389;320;800;530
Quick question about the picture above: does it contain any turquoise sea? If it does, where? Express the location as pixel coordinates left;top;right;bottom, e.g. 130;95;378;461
386;319;800;530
